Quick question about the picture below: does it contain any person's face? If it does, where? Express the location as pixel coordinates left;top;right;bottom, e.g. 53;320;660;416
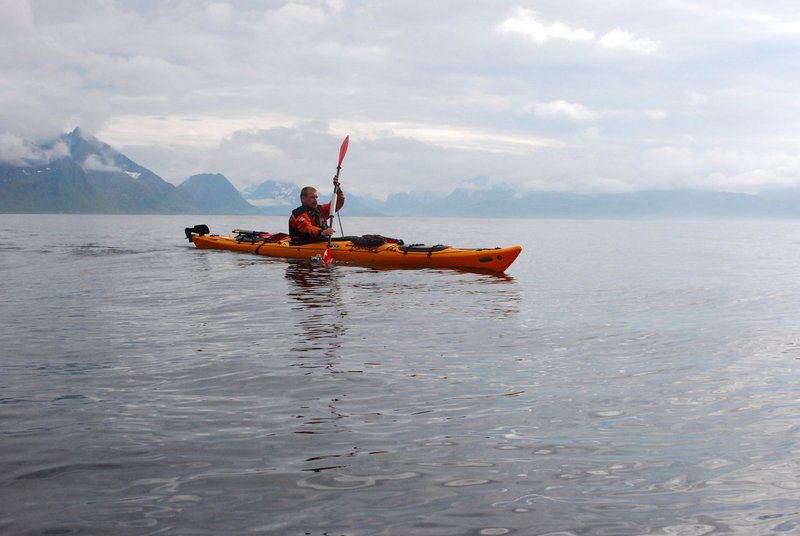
302;190;319;208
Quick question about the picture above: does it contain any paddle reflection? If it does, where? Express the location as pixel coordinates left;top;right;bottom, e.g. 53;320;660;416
284;261;347;360
283;262;356;471
285;261;341;304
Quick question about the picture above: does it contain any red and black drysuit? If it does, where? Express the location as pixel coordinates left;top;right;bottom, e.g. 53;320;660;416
288;193;345;243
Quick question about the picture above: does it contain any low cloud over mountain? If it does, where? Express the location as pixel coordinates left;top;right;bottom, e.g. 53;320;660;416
2;129;800;219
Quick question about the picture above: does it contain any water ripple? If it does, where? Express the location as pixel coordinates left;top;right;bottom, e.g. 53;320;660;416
3;216;800;535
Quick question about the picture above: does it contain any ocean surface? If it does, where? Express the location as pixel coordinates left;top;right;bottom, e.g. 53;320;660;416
1;214;799;536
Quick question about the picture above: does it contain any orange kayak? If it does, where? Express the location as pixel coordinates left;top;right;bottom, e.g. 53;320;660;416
185;225;522;273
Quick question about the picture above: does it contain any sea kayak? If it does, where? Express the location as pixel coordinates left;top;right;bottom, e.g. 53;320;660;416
184;225;522;273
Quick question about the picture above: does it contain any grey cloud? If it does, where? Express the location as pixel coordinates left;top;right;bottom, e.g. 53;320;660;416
0;134;68;166
3;0;799;195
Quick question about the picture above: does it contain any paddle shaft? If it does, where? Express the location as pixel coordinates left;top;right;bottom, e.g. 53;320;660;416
327;136;349;245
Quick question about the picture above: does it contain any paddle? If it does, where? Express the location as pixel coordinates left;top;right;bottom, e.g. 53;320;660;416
323;135;350;265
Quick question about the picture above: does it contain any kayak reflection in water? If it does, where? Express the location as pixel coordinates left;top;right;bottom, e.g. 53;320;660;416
288;177;345;244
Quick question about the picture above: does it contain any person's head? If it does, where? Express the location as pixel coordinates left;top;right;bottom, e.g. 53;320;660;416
300;186;319;208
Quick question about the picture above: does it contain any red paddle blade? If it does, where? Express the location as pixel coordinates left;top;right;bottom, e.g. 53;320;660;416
337;135;350;168
322;244;333;265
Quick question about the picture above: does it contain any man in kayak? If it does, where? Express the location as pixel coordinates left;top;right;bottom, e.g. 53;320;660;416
288;177;345;243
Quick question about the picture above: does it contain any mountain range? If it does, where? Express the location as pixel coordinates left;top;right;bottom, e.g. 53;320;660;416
2;128;800;218
0;128;196;213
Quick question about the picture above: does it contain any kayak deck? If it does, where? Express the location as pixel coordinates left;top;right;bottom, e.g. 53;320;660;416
185;225;522;273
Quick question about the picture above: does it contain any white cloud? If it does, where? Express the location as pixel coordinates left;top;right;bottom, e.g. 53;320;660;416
642;145;800;193
497;8;594;43
356;122;561;154
582;127;602;139
667;1;800;35
264;2;328;29
497;8;658;54
83;154;121;172
772;21;800;34
599;28;659;54
98;114;299;149
0;133;68;166
527;100;600;122
685;91;708;106
646;109;669;121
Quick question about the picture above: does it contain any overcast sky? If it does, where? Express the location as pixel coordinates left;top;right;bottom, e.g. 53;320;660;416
2;0;799;198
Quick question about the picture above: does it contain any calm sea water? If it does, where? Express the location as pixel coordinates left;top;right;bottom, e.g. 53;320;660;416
1;214;799;536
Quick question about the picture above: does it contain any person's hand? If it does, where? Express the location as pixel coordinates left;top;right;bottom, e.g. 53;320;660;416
333;176;340;189
321;227;335;237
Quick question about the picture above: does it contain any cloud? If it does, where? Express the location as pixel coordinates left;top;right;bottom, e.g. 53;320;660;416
497;7;658;54
2;2;799;196
200;2;234;23
113;121;563;197
667;1;800;35
0;133;68;166
342;121;561;154
598;28;659;54
0;0;34;34
496;8;595;43
526;100;600;122
82;153;121;172
641;145;800;193
263;2;329;30
685;91;708;106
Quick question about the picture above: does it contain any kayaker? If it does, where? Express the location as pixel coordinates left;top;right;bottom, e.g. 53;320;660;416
288;177;345;243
